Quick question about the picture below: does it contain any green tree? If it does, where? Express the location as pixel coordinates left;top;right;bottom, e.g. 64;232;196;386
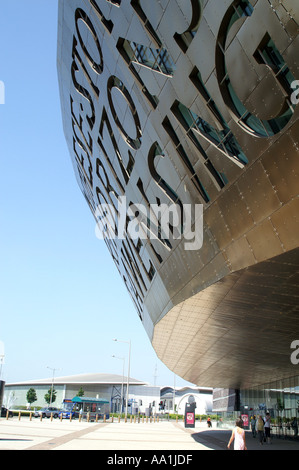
76;387;85;397
44;388;57;405
277;397;284;411
26;388;37;408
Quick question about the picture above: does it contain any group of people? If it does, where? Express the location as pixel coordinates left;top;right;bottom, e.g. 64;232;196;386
250;413;271;445
227;413;271;450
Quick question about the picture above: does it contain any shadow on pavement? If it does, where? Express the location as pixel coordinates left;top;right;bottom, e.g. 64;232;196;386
190;428;299;451
191;429;230;450
0;439;32;442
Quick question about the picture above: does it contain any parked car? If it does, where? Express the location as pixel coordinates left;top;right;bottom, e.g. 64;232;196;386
1;406;13;418
58;409;78;419
34;407;60;418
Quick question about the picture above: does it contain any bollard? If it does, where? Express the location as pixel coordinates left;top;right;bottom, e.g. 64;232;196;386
87;412;90;423
60;413;63;422
125;416;127;423
104;414;106;423
30;412;32;421
142;416;144;424
40;413;43;422
146;416;148;424
111;416;114;423
134;416;136;423
157;416;159;423
176;415;178;423
18;411;21;421
118;415;120;423
130;415;132;423
70;413;72;422
6;410;9;420
51;412;53;422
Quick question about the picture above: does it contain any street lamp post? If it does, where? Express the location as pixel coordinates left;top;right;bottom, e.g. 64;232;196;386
173;373;176;415
0;341;4;381
46;366;61;406
112;355;125;414
113;339;131;418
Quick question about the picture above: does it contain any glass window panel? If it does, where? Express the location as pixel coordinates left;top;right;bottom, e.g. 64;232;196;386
222;2;296;138
131;42;174;76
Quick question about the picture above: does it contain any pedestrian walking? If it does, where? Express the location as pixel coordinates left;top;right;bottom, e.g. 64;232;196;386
264;412;271;444
256;415;265;445
227;418;247;450
251;415;256;438
291;417;298;437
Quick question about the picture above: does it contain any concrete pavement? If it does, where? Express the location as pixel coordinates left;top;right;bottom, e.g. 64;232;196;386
1;417;299;451
180;423;299;451
0;418;208;451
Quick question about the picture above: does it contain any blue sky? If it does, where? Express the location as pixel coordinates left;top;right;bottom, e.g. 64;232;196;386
0;0;193;388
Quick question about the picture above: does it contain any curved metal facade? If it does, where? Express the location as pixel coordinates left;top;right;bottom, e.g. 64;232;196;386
57;0;299;388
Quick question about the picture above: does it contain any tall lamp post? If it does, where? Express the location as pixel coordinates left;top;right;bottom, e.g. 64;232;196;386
46;366;61;406
113;339;131;418
0;341;4;381
112;355;125;414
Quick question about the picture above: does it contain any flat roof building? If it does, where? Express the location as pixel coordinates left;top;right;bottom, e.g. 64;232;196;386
3;373;213;416
57;0;299;420
3;373;160;414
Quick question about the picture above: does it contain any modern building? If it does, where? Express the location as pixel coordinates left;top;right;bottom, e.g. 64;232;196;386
57;0;299;421
0;342;4;409
160;385;213;415
3;373;213;416
3;373;160;414
0;381;4;410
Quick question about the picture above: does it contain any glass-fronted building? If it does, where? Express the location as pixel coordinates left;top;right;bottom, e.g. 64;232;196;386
241;377;299;437
213;377;299;438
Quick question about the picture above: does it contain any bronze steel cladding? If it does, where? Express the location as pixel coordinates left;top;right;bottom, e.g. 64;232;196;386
57;0;299;388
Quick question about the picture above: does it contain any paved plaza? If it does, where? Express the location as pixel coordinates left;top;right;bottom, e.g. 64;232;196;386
1;417;299;451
